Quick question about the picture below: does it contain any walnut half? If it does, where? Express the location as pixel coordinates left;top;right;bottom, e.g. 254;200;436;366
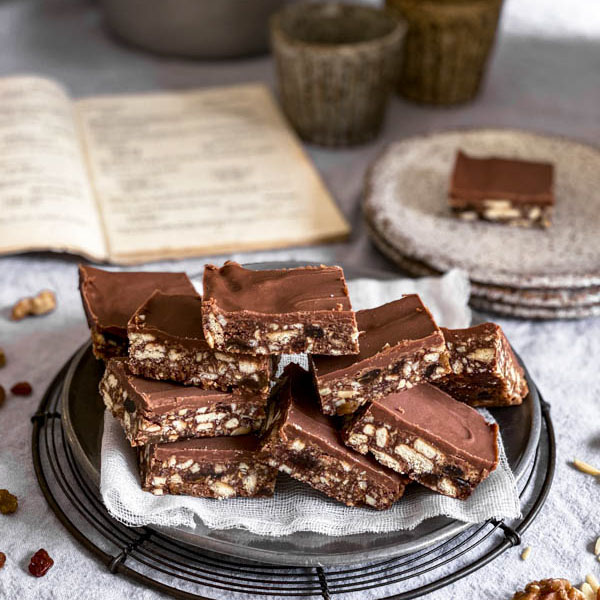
11;290;56;320
512;579;586;600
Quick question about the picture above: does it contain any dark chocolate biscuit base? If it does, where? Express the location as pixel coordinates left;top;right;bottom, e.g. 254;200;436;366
100;358;266;446
79;264;195;360
128;291;274;396
310;295;450;416
344;383;498;500
436;323;528;407
262;364;407;509
140;436;277;498
202;262;359;356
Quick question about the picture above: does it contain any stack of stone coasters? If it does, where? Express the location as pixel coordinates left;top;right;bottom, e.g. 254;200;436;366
81;264;278;500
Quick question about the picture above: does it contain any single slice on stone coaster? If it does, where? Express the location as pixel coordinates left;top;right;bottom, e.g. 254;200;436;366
449;150;554;228
79;264;196;360
261;364;408;510
309;295;450;416
100;358;267;446
435;322;529;407
343;382;498;500
140;435;277;499
202;261;359;356
128;291;275;397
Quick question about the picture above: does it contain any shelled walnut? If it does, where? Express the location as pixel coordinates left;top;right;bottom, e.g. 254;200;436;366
11;290;56;320
512;579;586;600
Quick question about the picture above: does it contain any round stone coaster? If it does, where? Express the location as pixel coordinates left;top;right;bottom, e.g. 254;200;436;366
365;129;600;290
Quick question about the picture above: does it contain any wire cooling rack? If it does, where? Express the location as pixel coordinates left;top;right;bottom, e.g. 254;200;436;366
32;357;555;600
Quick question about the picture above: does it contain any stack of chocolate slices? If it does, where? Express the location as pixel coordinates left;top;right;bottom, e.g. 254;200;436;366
79;261;528;510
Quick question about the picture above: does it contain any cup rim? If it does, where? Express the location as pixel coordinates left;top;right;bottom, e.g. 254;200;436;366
270;2;407;52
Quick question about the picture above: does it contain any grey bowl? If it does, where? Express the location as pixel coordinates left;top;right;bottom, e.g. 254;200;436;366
100;0;286;58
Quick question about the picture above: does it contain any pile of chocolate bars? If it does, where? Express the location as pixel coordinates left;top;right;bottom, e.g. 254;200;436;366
79;261;528;511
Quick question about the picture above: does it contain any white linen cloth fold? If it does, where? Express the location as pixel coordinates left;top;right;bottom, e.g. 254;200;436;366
100;270;521;535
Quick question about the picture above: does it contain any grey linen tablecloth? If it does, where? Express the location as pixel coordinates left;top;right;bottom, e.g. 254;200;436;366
1;0;599;598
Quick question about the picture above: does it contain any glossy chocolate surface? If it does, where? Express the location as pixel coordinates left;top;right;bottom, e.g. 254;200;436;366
153;434;261;462
450;150;554;205
312;295;440;377
130;290;207;348
370;383;498;469
203;261;352;314
79;265;195;337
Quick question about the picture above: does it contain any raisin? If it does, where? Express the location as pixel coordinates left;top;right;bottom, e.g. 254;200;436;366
0;348;5;367
0;552;5;569
442;464;464;478
10;382;32;396
123;398;136;413
305;325;324;339
424;364;437;378
357;369;381;384
0;385;5;408
28;549;53;577
0;489;18;514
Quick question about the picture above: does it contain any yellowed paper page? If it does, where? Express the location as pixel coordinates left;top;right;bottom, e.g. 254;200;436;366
75;84;350;263
0;76;107;260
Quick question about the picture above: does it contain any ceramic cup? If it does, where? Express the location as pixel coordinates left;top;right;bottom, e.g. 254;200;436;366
387;0;503;105
270;3;406;147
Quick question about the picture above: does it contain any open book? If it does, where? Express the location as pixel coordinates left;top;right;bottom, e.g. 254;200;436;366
0;76;350;264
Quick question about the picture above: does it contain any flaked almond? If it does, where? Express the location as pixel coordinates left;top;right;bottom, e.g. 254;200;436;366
520;546;531;560
595;536;600;556
580;582;595;600
585;574;599;593
573;459;600;477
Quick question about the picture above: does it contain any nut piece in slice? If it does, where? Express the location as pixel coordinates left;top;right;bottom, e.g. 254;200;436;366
100;358;267;446
261;363;408;510
310;295;450;416
78;264;195;360
512;578;585;599
139;435;277;499
435;322;528;407
449;150;554;229
343;383;498;500
202;261;359;356
128;290;274;397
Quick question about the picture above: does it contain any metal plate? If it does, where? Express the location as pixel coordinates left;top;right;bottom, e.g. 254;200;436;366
62;262;541;567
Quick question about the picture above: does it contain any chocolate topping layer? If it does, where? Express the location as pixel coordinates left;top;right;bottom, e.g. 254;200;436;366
442;322;498;343
108;358;255;415
313;295;439;377
79;265;195;337
203;261;352;314
280;364;404;485
153;434;261;462
130;290;207;348
450;150;554;206
370;383;498;469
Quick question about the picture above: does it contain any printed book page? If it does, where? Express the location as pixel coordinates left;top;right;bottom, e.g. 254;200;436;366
0;76;107;260
75;84;350;264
